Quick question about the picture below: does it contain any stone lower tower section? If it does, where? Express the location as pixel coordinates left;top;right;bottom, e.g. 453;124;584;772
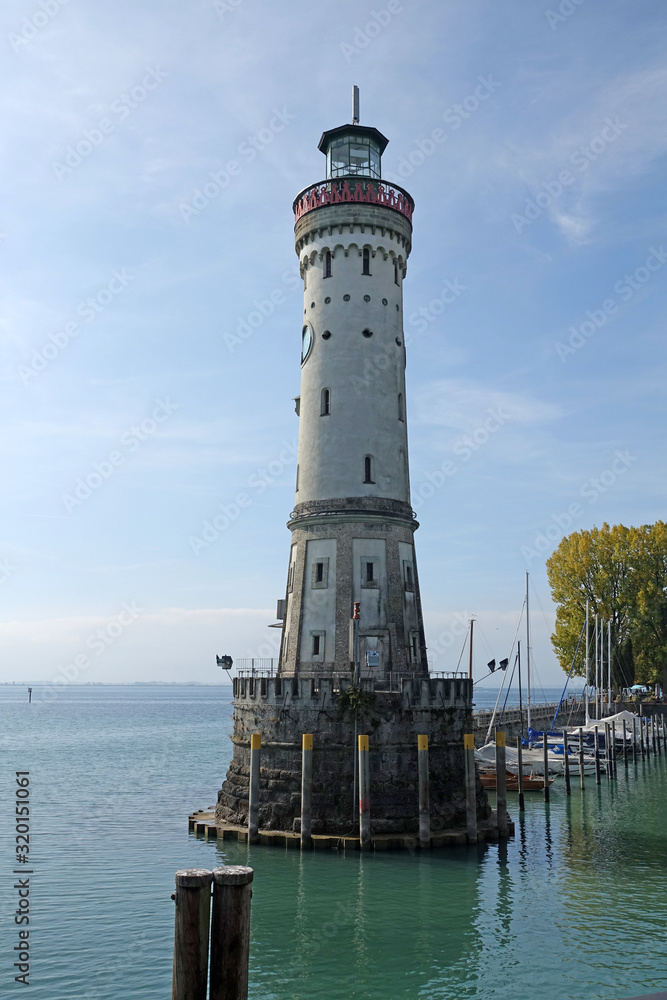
280;123;427;681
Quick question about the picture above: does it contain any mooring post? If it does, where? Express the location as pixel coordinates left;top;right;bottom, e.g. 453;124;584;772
171;869;213;1000
604;724;611;779
594;727;601;784
358;735;371;850
622;720;627;764
656;716;661;755
612;722;617;775
578;728;585;791
542;735;550;803
516;735;525;812
417;734;431;849
495;729;507;836
248;733;261;844
632;716;638;762
464;734;478;841
563;727;571;796
209;866;253;1000
301;734;313;849
652;716;658;755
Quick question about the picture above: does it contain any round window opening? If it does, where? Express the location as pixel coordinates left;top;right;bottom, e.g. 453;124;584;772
301;325;313;364
343;294;351;301
364;294;371;302
324;296;331;304
395;337;402;346
382;298;388;306
322;330;331;340
362;329;373;338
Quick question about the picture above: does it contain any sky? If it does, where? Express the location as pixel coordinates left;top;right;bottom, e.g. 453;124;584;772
1;0;666;692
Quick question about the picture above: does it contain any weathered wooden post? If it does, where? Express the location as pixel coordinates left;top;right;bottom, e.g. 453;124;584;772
417;735;431;849
358;735;371;850
464;734;478;841
516;735;525;812
301;734;313;849
495;729;507;836
632;716;638;763
542;735;550;803
594;726;601;784
604;724;611;779
657;716;662;755
248;733;261;844
652;716;658;755
622;720;627;763
171;869;213;1000
612;722;617;775
209;866;253;1000
563;727;571;796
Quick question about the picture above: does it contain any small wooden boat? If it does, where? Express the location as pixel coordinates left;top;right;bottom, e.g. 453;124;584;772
479;768;553;792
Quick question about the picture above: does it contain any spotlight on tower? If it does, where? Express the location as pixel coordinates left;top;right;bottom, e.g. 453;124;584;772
216;655;233;671
499;658;509;671
487;659;496;673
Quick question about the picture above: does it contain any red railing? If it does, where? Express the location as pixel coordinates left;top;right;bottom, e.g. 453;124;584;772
293;178;414;225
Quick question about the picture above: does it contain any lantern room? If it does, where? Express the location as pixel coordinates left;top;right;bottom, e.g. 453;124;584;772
318;124;389;180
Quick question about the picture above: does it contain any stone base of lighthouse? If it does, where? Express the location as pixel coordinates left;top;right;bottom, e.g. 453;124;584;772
215;675;491;836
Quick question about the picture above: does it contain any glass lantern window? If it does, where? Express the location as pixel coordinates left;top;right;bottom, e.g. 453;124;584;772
327;135;381;179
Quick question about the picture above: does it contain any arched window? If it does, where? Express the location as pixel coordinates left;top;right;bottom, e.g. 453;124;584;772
321;388;330;416
394;260;400;285
398;393;404;421
362;248;371;275
324;251;332;278
364;455;375;484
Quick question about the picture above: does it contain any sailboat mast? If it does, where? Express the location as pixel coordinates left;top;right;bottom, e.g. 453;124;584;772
518;640;523;738
595;614;599;720
608;620;612;711
585;600;590;725
526;572;532;734
468;619;474;680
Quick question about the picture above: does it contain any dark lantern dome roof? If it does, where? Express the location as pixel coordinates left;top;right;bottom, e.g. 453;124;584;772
318;124;389;157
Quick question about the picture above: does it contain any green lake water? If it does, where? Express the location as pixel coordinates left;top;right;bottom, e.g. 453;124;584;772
0;685;665;999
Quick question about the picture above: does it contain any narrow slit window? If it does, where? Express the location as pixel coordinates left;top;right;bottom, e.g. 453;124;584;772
364;455;374;484
366;561;374;583
321;387;330;415
295;464;299;491
312;634;320;656
398;393;404;421
315;562;324;583
394;260;400;285
324;251;332;278
405;564;414;590
362;248;371;275
411;635;418;661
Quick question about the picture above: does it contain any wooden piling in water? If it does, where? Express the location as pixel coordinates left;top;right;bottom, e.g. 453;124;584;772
563;726;571;796
604;724;611;779
464;734;478;841
612;722;617;775
358;735;371;850
622;720;627;763
209;866;253;1000
578;728;585;791
632;717;638;762
417;735;431;849
542;736;550;803
248;734;261;844
594;727;601;784
171;869;213;1000
300;734;313;850
495;730;507;836
516;735;525;812
652;716;658;755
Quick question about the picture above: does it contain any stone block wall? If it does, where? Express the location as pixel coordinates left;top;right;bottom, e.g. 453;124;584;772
216;676;490;835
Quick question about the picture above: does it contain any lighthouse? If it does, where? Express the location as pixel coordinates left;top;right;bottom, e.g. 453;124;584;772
216;98;488;842
281;101;427;680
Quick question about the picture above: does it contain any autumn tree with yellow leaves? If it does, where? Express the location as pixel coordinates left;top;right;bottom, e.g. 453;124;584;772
546;522;667;689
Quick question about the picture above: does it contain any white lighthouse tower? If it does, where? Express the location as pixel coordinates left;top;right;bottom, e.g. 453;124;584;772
279;95;427;681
